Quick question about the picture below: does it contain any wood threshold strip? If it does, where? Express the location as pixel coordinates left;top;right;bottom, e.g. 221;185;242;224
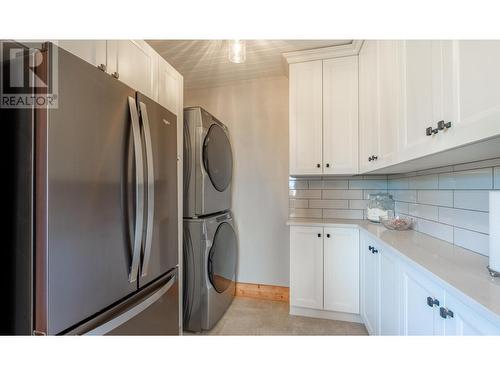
235;282;289;303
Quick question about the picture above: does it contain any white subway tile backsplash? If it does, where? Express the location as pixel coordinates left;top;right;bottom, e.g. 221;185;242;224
395;202;409;215
289;189;321;199
416;218;454;243
453;228;489;256
289;208;322;219
438;168;493;190
438;207;489;234
348;179;388;190
409;174;439;190
289;199;308;209
288;180;308;189
323;209;364;220
349;200;369;210
322;189;363;200
408;203;439;221
388;178;409;190
389;190;417;203
309;199;348;209
453;190;489;211
289;160;500;256
417;190;453;207
322;180;349;189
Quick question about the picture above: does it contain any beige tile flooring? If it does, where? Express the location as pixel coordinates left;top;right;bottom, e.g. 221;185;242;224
189;296;368;335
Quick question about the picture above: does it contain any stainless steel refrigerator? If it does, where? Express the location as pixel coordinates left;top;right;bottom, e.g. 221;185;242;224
3;42;179;335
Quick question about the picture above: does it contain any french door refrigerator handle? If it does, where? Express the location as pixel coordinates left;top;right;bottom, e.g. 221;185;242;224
138;101;155;278
128;96;145;283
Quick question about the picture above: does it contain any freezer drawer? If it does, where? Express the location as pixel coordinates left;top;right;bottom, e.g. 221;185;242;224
68;269;179;335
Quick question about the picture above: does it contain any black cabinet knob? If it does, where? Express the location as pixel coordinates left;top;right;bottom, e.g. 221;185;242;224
437;120;445;131
426;127;433;136
368;245;374;251
372;248;378;254
373;155;378;160
326;163;330;168
316;163;321;168
317;233;321;238
326;233;330;238
426;297;440;307
439;307;454;319
368;156;373;162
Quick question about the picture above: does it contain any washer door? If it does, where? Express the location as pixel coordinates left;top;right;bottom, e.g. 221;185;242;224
202;124;233;192
208;222;237;293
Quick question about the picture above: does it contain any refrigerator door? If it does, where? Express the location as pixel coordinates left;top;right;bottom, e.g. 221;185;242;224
40;46;141;335
136;93;179;287
69;268;179;335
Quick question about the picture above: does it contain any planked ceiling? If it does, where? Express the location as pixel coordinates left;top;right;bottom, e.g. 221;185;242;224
147;40;352;90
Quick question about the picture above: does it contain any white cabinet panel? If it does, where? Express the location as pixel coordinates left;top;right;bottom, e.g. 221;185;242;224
444;293;500;336
290;226;323;309
437;41;500;152
57;40;106;69
401;267;444;335
111;40;158;99
379;248;400;335
360;236;380;335
359;40;379;173
158;58;181;115
322;56;359;174
289;61;323;175
323;228;359;314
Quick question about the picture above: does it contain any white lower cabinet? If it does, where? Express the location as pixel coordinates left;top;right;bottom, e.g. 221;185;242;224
360;232;500;335
290;225;360;320
290;226;324;309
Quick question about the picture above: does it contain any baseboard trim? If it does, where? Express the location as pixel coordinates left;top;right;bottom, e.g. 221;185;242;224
235;282;289;302
289;306;363;324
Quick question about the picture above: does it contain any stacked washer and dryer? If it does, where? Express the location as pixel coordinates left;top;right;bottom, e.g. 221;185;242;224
183;107;238;332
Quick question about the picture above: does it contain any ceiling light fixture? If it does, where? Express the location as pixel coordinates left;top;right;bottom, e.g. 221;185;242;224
228;40;246;63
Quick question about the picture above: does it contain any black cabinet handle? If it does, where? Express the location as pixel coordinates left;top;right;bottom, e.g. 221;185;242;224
372;248;378;254
316;163;321;168
426;297;440;307
437;120;445;131
326;233;330;238
317;233;321;238
444;121;451;129
426;127;433;136
368;156;373;162
373;155;378;161
326;163;330;168
368;245;374;251
439;307;454;319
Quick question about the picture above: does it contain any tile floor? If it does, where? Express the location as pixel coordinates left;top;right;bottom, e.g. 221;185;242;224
188;297;368;335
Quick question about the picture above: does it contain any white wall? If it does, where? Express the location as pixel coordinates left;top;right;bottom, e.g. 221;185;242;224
185;76;289;287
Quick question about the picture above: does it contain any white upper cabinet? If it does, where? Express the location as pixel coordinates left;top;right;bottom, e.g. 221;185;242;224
436;41;500;151
158;57;182;115
323;228;359;314
359;41;400;173
322;56;359;174
289;61;323;175
107;40;158;100
57;40;107;70
289;226;324;309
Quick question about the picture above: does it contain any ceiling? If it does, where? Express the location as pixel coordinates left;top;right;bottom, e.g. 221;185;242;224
147;40;352;90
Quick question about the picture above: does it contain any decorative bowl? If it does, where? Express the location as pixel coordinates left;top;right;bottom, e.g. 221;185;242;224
380;216;415;231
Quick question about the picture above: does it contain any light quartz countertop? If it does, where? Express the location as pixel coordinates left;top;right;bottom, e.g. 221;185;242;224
287;218;500;322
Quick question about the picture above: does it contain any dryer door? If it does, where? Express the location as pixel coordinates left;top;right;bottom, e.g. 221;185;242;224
208;222;237;293
202;124;233;192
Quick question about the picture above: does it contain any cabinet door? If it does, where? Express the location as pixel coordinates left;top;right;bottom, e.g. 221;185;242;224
401;267;444;335
437;41;500;152
359;40;379;173
377;40;400;167
323;228;359;314
322;56;358;174
379;248;400;335
399;41;441;162
290;226;323;309
57;40;106;69
360;236;380;335
114;40;158;99
289;61;323;175
158;58;181;115
443;293;500;336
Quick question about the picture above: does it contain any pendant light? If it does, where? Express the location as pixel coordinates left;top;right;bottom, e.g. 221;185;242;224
228;40;246;63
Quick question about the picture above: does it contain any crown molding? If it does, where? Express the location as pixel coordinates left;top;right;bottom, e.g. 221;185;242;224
283;40;364;65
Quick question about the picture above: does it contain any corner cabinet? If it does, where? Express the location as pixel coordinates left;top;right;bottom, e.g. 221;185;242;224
289;56;359;176
289;225;360;322
360;232;500;336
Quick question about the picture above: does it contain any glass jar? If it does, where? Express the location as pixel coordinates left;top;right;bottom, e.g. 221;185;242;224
367;193;395;223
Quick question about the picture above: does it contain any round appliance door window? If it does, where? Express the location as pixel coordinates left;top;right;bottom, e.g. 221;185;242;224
208;222;237;293
202;124;233;192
